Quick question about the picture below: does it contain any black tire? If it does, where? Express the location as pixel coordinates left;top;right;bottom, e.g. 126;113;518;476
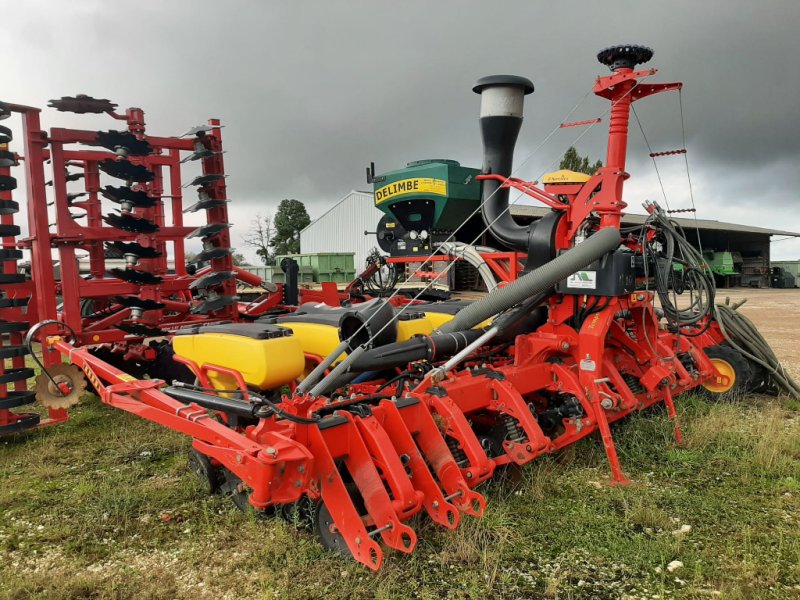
701;344;753;398
188;448;222;495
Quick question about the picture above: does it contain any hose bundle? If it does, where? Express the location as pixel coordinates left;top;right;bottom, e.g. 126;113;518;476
714;298;800;400
642;203;715;329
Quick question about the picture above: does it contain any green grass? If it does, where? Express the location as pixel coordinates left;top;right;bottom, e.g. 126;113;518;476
1;394;799;599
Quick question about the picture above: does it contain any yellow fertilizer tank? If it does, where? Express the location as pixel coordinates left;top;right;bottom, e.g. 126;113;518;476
172;323;305;391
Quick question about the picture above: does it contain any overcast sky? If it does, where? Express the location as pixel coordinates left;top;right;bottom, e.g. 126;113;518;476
4;0;800;262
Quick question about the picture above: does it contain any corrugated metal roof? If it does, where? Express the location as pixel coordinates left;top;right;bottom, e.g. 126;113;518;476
508;205;800;237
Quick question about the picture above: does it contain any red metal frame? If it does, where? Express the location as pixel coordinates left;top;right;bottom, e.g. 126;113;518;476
23;54;738;571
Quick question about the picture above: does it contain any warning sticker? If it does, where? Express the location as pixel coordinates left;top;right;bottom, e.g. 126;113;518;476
566;270;597;290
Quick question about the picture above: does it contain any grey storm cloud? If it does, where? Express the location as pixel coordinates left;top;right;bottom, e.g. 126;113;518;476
4;0;800;260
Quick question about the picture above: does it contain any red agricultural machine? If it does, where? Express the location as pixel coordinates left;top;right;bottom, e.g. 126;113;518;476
1;45;795;570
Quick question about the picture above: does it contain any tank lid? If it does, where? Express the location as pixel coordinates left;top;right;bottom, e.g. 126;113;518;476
472;75;534;95
406;159;460;168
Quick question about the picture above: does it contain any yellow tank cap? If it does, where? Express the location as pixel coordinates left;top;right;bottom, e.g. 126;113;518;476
542;169;592;184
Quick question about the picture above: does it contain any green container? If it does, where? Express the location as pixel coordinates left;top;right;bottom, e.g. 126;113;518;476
275;253;355;282
373;159;481;232
271;266;314;284
318;270;356;283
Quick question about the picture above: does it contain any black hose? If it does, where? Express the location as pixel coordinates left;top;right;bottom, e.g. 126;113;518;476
169;382;320;424
714;300;800;399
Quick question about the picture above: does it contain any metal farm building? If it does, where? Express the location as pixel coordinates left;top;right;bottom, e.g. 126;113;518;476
300;191;384;271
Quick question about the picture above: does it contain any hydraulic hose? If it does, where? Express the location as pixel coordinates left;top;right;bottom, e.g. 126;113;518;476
714;300;800;399
437;241;499;292
438;227;621;333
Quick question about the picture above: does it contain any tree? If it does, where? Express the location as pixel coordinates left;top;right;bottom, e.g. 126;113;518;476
244;213;276;265
271;199;310;256
231;252;248;266
559;146;603;175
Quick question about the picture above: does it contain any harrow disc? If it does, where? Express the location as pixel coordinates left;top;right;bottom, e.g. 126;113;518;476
0;175;17;192
0;150;17;167
34;363;87;410
180;124;221;138
183;196;229;213
48;171;84;186
0;101;10;120
67;192;88;204
0;367;35;385
180;148;221;163
0;201;20;216
187;223;230;239
0;320;29;334
191;295;237;315
0;125;12;144
0;224;20;237
93;130;152;156
110;268;163;285
183;173;226;188
101;185;157;208
189;270;235;290
194;247;232;263
0;249;23;261
0;273;26;284
0;297;28;309
106;241;162;260
48;94;117;114
104;212;159;234
98;159;154;182
0;345;28;359
0;391;37;410
114;296;165;311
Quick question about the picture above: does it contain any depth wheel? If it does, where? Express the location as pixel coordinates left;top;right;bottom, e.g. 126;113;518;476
188;448;222;495
701;344;752;397
313;501;353;558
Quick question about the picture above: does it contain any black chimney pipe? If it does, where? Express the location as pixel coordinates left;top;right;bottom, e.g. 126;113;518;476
473;75;534;251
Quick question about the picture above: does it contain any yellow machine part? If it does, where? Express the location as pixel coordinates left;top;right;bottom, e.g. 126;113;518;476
281;318;435;365
172;331;305;391
421;311;491;331
541;169;592;184
276;321;349;364
420;310;455;331
396;317;434;341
